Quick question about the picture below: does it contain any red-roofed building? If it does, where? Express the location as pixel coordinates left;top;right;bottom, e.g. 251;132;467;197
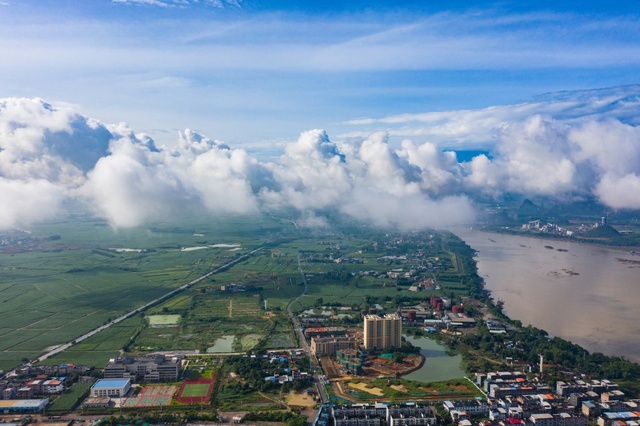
42;379;63;394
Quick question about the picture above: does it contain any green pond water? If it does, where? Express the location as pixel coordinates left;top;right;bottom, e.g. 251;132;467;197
206;335;235;353
403;335;465;383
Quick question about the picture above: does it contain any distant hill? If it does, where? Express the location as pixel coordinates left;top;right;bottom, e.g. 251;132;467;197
582;224;621;239
517;199;541;219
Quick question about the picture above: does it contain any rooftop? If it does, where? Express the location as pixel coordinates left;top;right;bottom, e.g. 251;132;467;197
92;379;130;389
0;399;48;409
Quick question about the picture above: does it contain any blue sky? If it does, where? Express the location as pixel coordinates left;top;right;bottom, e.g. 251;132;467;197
2;0;639;151
2;1;640;229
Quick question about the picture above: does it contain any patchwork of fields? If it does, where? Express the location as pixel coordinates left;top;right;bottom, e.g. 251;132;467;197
0;217;270;371
0;218;466;371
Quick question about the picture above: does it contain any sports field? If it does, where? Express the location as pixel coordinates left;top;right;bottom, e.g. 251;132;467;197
123;385;176;407
181;383;210;397
175;375;216;404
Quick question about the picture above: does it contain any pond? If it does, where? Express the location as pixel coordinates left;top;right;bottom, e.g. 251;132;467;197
147;314;180;327
206;335;235;353
402;335;465;383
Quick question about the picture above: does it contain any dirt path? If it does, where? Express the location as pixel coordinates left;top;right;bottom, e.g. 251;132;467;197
34;283;57;299
259;391;285;406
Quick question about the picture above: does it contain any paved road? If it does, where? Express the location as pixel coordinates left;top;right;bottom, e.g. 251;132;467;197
4;247;264;377
286;255;329;404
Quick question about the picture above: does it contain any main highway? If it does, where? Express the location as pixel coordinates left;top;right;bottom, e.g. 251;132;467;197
286;255;329;404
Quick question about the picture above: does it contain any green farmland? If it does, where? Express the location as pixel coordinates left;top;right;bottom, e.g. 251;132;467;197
0;216;468;371
0;216;274;371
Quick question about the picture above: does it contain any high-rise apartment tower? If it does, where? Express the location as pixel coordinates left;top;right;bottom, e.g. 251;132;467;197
363;314;402;350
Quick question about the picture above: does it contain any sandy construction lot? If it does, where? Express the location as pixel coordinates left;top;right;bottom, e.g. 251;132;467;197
287;391;317;407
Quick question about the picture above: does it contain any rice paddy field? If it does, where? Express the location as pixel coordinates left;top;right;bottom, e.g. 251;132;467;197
0;216;277;371
0;216;465;371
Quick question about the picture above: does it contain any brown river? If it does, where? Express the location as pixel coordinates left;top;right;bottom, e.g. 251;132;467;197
453;229;640;363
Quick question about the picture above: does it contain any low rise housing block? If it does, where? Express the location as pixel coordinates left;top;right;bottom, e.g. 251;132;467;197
530;413;587;426
311;336;355;356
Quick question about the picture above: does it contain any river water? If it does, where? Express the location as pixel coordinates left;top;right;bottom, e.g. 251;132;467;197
453;229;640;363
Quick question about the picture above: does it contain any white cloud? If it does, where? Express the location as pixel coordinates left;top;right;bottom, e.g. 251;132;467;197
341;85;640;211
0;178;66;228
568;119;640;176
463;115;640;208
596;173;640;209
261;129;476;229
2;11;639;76
0;98;112;227
2;92;640;231
397;140;462;196
82;128;264;228
465;116;578;196
111;0;241;7
1;7;638;147
112;0;169;6
339;189;475;230
262;129;351;211
343;85;640;149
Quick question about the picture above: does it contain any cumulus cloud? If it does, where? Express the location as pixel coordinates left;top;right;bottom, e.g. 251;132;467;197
595;174;640;209
82;127;266;227
465;116;578;196
0;99;476;230
261;129;475;229
2;90;640;231
0;98;111;227
342;85;640;210
0;178;66;228
262;129;351;211
464;115;640;208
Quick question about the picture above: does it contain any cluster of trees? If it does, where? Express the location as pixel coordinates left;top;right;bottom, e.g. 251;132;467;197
456;318;640;388
220;355;313;394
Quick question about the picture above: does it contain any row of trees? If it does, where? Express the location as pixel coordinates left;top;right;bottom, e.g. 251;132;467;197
244;410;307;426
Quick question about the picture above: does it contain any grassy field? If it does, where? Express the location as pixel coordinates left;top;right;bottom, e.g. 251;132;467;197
181;383;210;397
47;381;94;413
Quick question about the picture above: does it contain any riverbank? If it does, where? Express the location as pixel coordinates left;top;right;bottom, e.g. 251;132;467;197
483;225;640;249
455;228;640;363
446;229;640;396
